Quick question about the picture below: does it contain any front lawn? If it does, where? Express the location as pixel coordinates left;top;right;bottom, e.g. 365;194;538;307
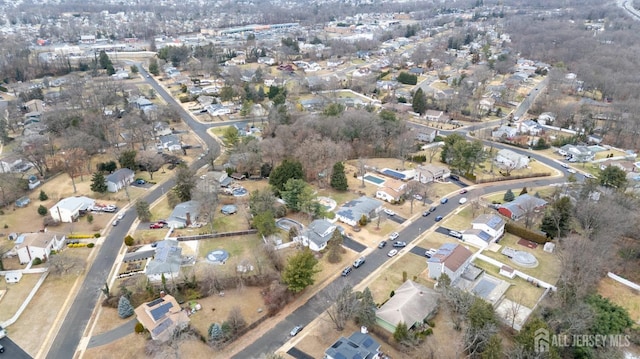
367;253;430;306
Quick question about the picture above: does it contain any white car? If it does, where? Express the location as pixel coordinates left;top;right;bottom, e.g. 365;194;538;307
389;232;399;240
584;173;596;179
387;249;398;257
425;248;437;258
560;163;569;169
458;197;467;205
383;209;396;216
567;168;576;174
117;213;124;220
413;194;423;201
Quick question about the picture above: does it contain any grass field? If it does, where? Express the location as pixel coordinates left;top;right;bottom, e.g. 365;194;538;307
368;253;430;306
472;258;546;308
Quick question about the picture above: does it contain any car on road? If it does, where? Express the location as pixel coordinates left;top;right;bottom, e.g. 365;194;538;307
353;257;366;268
383;209;396;216
567;168;576;174
425;248;437;258
387;249;398;257
449;230;463;239
146;74;150;78
440;198;449;204
0;343;3;353
378;240;387;249
560;162;569;168
460;189;468;194
429;206;437;212
149;222;165;229
584;173;596;179
435;215;443;222
392;241;407;248
117;213;124;220
422;211;430;217
290;325;304;337
459;197;467;205
341;266;352;276
112;219;119;227
389;232;399;240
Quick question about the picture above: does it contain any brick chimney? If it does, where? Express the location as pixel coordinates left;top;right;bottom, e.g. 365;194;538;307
186;212;191;226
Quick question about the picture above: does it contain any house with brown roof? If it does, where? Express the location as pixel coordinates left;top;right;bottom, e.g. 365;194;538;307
134;292;190;342
376;280;439;333
427;243;473;282
375;178;407;203
15;232;66;264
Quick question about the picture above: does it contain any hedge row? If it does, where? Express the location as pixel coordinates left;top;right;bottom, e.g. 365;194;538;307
68;243;94;248
505;222;550;244
68;233;100;239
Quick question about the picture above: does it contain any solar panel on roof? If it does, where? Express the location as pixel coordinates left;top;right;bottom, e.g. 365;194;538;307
151;318;174;336
487;216;502;228
146;297;164;307
150;302;172;321
334;354;347;359
362;338;373;347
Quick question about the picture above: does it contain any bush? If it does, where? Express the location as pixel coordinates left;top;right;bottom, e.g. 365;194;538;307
124;235;134;246
87;214;94;224
32;257;42;265
134;322;145;334
390;290;395;298
37;205;47;216
505;222;550;244
39;190;48;201
87;243;95;248
67;234;95;239
94;233;101;238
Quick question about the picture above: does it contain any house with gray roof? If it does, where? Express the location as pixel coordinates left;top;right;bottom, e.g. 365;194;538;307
376;280;439;333
495;149;529;170
167;201;200;229
324;331;381;359
560;144;594;162
297;219;343;252
50;196;95;223
492;125;517;140
145;239;183;282
158;134;182;152
335;196;383;227
471;214;505;241
106;168;134;193
428;243;473;282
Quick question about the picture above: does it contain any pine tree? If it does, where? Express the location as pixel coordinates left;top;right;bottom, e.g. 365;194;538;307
393;322;410;342
90;172;108;193
355;288;377;328
412;87;427;115
281;249;320;293
520;187;528;195
326;229;343;263
503;189;515;202
117;296;134;318
209;323;223;341
330;162;348;191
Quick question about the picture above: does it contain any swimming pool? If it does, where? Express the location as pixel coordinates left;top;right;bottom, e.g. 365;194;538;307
588;145;607;153
381;168;407;180
364;175;386;185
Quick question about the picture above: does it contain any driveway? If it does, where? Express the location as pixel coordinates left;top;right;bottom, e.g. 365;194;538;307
342;236;366;253
385;213;406;224
0;336;33;359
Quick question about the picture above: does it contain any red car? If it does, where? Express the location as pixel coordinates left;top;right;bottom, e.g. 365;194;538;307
149;222;165;229
460;189;468;194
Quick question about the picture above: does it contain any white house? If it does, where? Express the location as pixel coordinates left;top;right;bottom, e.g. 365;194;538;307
495;149;530;170
257;57;276;65
50;196;95;223
416;128;437;143
15;232;66;264
425;109;445;122
206;104;232;116
297;219;342;251
375;178;406;203
537;112;556;125
414;164;451;183
427;243;473;282
106;168;135;193
158;134;182;152
335;196;383;227
470;214;505;241
492;125;517;140
518;120;543;135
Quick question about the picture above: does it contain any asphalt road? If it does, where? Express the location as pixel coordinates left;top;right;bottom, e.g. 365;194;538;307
1;336;32;359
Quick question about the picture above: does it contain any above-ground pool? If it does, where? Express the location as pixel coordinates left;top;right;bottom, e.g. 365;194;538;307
381;168;408;180
587;145;607;153
232;187;248;196
207;249;229;264
511;251;539;268
317;196;337;211
363;174;386;186
276;218;304;232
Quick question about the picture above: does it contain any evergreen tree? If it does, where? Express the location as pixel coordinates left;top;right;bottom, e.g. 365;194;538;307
117;296;134;318
98;50;112;69
90;172;108;193
173;164;196;202
393;322;410;342
281;249;320;293
135;201;152;222
326;229;344;263
503;189;515;202
37;205;47;216
330;162;348;191
148;58;160;76
118;150;137;170
39;190;48;201
269;159;304;196
519;187;528;195
412;87;427;115
209;323;223;341
355;288;377;328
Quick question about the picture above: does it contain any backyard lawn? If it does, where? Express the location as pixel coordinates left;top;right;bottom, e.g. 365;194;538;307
367;253;430;306
472;259;546;308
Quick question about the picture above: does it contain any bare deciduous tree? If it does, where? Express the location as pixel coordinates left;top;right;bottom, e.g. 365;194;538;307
325;284;359;331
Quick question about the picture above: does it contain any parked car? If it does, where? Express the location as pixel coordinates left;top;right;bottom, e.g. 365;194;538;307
459;197;467;205
460;189;468;194
117;213;124;220
393;241;407;248
560;162;569;169
389;232;399;240
387;249;398;257
440;198;449;204
353;257;366;268
383;209;396;216
290;325;304;337
584;173;595;179
149;222;165;229
112;219;119;227
435;215;443;222
378;240;387;249
449;230;463;239
567;168;576;174
0;343;4;353
422;211;430;217
341;266;353;276
425;248;437;258
136;179;146;185
413;194;423;201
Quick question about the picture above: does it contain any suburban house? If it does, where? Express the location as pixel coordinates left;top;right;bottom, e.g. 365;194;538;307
0;155;29;173
198;171;232;191
15;232;66;264
560;144;595;162
167;201;200;229
134;292;190;342
424;109;446;122
50;196;95;222
492;125;518;140
498;194;548;220
133;97;155;111
427;243;473;282
414;164;451;184
153;122;172;137
257;57;276;65
599;160;636;173
537;112;556;125
335;196;383;227
145;240;183;281
206;104;232;116
470;214;505;242
158;134;182;152
495;149;530;170
324;331;382;359
297;219;343;252
518;120;543;135
416;128;438;143
375;178;407;203
376;280;439;333
106;168;135;193
479;98;495;112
